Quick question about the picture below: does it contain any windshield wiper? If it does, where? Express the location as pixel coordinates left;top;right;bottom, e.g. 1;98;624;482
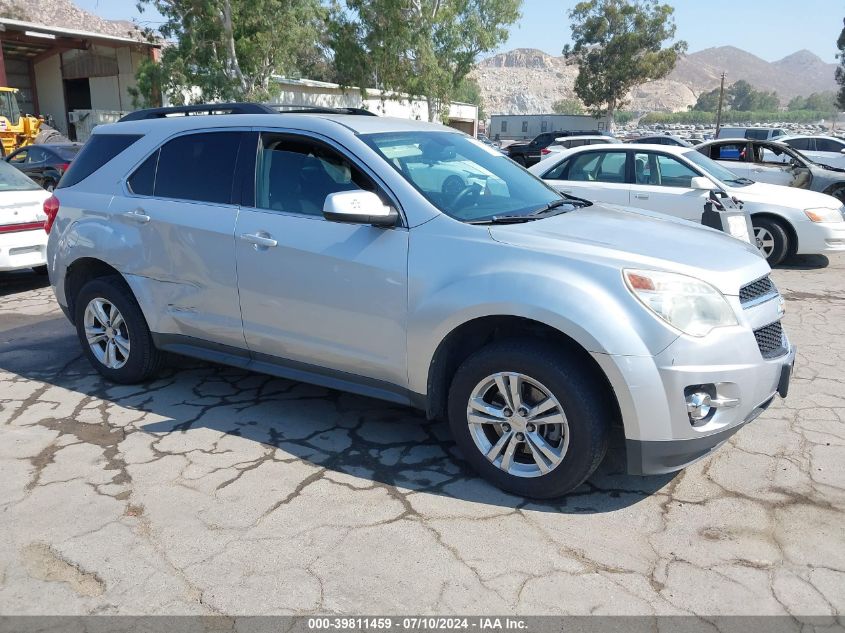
468;215;538;224
468;197;584;225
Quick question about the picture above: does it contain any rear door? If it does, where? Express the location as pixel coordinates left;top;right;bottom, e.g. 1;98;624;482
629;151;708;222
538;149;630;205
109;130;247;350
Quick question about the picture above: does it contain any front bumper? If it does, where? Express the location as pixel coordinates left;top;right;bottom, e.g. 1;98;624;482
591;291;795;475
626;346;793;474
794;219;845;255
0;228;47;272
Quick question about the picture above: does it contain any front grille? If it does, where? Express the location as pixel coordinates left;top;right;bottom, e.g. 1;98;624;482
754;321;787;359
740;275;776;306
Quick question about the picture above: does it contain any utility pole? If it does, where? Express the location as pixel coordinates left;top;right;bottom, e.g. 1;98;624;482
715;72;726;137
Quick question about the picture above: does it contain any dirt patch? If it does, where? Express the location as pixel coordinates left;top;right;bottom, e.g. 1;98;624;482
20;543;104;597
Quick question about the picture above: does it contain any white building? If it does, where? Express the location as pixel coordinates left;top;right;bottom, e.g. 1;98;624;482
490;113;610;141
272;78;479;136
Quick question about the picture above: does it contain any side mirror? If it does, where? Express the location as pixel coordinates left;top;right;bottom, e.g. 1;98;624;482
690;176;714;190
323;190;399;227
839;148;845;155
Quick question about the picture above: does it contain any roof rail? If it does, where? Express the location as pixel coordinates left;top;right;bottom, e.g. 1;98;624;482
118;102;378;122
118;103;277;122
265;104;378;116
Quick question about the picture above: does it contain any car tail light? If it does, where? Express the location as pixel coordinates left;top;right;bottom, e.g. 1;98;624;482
57;162;71;173
541;148;551;155
43;194;59;234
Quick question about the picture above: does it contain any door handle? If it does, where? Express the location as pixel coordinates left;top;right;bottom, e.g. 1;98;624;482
240;232;278;249
123;209;151;224
634;193;649;200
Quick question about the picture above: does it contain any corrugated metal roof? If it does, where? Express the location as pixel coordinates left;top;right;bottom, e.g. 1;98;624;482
0;17;157;47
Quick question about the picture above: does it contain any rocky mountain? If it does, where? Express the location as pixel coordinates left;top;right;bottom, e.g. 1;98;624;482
0;0;146;40
473;46;838;115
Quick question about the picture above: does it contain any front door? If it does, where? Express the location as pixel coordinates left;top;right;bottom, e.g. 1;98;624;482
234;132;409;388
629;151;708;222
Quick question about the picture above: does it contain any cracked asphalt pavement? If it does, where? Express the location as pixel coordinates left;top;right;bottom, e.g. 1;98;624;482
0;255;844;618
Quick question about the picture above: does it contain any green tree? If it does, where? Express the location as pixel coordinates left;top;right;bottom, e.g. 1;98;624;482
552;98;585;114
331;0;521;122
787;95;807;111
804;91;837;112
453;77;487;119
837;18;845;110
691;87;721;112
132;0;327;106
562;0;686;128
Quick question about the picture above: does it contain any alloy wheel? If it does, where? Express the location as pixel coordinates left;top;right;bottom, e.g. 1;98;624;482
466;372;569;478
83;298;130;369
754;226;775;258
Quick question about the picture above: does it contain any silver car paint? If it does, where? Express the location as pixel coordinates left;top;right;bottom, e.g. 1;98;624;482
48;113;789;473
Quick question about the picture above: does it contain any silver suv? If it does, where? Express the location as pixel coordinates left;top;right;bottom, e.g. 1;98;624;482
45;104;794;498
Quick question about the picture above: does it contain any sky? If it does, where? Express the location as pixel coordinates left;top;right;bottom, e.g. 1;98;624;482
75;0;843;63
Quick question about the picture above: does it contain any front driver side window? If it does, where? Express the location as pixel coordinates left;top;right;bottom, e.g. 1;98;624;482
256;134;378;216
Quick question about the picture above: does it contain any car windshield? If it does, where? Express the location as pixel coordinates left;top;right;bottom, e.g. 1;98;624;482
683;150;752;187
362;131;566;222
0;160;40;191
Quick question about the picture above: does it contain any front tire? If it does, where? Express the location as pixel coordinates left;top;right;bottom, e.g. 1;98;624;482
74;276;162;383
752;217;790;266
447;339;611;498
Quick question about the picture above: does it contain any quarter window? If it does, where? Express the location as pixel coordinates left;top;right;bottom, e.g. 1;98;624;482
255;134;378;217
127;150;158;196
58;134;142;189
153;132;242;204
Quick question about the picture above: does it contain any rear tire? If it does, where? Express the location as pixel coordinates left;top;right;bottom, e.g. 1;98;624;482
74;276;163;384
447;339;611;498
752;216;789;266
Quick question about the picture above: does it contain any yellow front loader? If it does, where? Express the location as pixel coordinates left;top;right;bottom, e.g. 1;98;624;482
0;87;41;157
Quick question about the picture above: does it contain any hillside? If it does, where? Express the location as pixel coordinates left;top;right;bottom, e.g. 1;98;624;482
473;46;838;115
0;0;146;40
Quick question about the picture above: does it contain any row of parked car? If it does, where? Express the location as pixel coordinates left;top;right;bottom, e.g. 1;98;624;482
1;103;820;498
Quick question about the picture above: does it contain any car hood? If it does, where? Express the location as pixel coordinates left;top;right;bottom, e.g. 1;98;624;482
488;204;768;296
727;181;842;209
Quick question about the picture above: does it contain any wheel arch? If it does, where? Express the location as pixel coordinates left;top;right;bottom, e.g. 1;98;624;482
63;257;126;325
424;315;622;431
750;211;798;256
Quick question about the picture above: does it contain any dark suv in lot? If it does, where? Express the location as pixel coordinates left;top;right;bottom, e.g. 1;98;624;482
507;131;600;167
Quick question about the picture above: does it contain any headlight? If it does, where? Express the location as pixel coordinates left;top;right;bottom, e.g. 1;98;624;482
804;207;844;223
623;269;738;337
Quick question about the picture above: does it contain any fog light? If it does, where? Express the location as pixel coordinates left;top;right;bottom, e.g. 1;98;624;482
686;392;712;421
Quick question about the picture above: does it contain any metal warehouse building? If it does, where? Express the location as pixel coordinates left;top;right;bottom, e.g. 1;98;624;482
490;113;610;141
0;17;158;141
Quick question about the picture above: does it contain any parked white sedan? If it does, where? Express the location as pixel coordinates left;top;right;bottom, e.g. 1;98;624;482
529;143;845;265
778;135;845;169
0;161;50;273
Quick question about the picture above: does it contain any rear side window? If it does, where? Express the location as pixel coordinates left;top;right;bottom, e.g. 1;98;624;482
785;138;811;151
153;132;241;204
816;138;843;152
57;134;142;189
